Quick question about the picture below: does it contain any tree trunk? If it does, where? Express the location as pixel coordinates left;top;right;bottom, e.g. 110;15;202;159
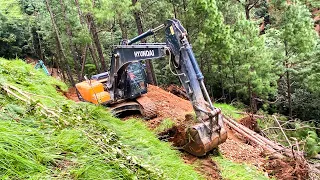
60;0;81;81
31;27;44;60
80;45;88;79
172;2;177;19
74;0;99;74
132;0;157;85
285;42;292;118
45;0;75;86
218;59;225;102
74;0;84;24
54;54;66;81
231;57;238;100
118;14;128;39
182;0;189;32
286;69;292;118
245;4;250;20
248;80;253;112
89;45;101;73
86;13;108;72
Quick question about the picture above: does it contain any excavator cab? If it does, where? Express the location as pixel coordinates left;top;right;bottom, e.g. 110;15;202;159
124;62;148;99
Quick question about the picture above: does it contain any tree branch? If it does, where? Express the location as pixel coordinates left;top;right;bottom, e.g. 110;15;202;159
248;0;260;10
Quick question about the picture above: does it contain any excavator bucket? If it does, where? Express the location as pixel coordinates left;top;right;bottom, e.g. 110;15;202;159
183;114;227;156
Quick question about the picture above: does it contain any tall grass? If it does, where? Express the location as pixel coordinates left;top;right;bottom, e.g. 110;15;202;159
0;58;202;179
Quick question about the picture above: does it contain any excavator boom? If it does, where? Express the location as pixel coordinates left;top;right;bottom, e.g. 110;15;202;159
76;19;227;156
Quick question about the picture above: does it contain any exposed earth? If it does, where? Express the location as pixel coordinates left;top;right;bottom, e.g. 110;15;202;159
62;84;310;180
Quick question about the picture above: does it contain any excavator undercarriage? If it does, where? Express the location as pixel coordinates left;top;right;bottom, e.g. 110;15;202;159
76;19;227;156
109;95;157;119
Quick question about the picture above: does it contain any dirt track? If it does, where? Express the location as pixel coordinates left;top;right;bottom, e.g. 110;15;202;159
63;84;309;180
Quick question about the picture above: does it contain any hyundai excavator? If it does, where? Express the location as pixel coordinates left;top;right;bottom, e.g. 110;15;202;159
76;19;227;156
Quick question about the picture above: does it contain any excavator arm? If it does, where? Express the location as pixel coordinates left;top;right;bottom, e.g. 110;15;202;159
164;19;227;156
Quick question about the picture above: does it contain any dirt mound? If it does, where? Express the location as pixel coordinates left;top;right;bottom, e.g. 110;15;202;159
166;84;188;100
239;115;260;133
63;87;80;102
264;158;309;180
145;85;193;128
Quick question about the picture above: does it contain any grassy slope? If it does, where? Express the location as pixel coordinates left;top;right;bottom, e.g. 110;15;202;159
0;59;201;179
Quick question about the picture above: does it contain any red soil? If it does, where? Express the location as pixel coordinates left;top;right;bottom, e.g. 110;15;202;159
144;85;193;129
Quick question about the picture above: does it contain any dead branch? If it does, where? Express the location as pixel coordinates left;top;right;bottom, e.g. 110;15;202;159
2;84;69;125
6;84;60;118
223;115;304;158
273;115;292;147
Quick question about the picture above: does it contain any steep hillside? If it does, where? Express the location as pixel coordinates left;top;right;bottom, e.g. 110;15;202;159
0;58;202;179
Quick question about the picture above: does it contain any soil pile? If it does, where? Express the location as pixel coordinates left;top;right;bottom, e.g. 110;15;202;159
166;84;188;100
264;158;309;179
219;135;264;166
63;87;80;102
145;85;193;129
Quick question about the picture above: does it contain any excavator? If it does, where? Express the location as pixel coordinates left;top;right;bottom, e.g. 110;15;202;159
76;19;227;156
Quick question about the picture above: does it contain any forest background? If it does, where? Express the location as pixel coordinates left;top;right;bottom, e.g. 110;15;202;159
0;0;319;125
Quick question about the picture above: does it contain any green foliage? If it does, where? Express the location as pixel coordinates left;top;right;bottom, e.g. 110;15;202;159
0;121;48;179
0;12;31;59
213;155;269;180
215;103;245;120
0;0;23;19
154;118;175;133
257;113;320;158
305;131;320;157
229;16;278;101
267;1;318;119
0;58;202;179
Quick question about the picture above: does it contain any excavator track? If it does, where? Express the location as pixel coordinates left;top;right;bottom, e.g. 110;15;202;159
136;95;157;120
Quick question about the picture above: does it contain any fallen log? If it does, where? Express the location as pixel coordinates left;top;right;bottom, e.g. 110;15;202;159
224;115;283;150
223;117;283;158
223;115;303;158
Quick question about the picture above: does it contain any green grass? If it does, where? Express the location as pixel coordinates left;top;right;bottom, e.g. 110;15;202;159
154;118;175;133
213;156;270;180
215;103;244;120
0;58;202;179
